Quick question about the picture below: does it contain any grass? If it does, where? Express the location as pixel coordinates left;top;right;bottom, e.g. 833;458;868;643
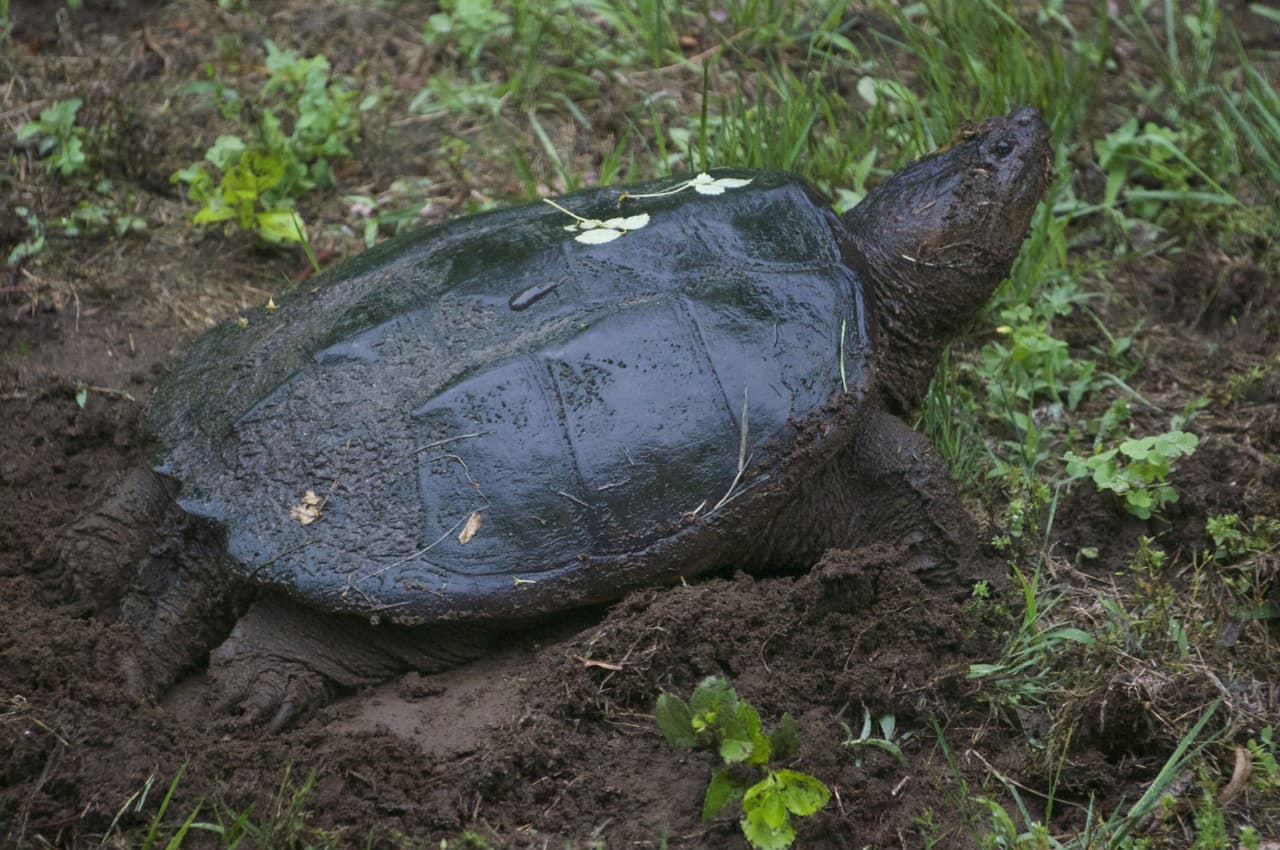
98;766;362;850
10;0;1280;846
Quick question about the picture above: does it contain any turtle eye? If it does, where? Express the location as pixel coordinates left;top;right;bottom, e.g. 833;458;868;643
990;138;1015;159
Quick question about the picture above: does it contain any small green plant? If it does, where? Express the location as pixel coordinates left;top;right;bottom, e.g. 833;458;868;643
1206;513;1280;562
17;97;90;177
172;41;370;245
6;206;45;267
100;763;349;848
1247;727;1280;793
1063;428;1199;519
173;144;307;245
968;564;1094;710
841;706;909;766
973;796;1057;849
423;0;512;62
655;676;830;850
1093;117;1238;235
56;179;147;238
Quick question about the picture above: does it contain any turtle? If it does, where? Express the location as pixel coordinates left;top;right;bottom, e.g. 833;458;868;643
41;107;1052;729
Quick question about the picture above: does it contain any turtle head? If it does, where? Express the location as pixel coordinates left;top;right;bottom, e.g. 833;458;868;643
841;107;1053;412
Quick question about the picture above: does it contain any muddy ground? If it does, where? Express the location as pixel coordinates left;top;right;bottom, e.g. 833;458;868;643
3;1;1280;847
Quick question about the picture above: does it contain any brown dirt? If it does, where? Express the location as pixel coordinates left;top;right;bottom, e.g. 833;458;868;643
3;2;1279;848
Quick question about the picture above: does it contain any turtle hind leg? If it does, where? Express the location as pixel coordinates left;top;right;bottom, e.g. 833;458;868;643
208;595;495;731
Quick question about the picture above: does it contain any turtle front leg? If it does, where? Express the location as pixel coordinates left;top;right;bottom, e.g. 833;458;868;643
761;408;993;588
208;595;495;731
840;408;988;585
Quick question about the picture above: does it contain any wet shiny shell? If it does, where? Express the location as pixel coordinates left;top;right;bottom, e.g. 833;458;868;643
147;171;871;623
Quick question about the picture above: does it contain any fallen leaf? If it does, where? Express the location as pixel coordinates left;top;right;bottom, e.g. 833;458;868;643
289;490;323;525
458;511;482;544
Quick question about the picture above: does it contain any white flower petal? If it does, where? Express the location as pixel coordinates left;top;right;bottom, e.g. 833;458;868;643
600;213;651;231
694;183;727;195
575;228;624;244
714;177;753;189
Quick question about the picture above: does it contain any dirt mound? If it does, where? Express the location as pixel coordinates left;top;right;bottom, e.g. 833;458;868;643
3;421;992;848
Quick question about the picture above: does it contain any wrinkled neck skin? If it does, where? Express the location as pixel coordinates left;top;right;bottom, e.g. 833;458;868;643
839;108;1053;413
845;221;1017;415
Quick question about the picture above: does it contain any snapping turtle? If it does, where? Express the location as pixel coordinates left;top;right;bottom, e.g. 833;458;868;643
45;108;1051;728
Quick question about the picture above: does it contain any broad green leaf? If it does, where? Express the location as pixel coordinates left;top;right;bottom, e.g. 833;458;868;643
241;150;286;192
204;134;247;170
691;676;737;729
878;713;896;741
1043;627;1095;646
1159;430;1199;455
719;735;753;763
192;203;238;225
1063;452;1089;478
1119;436;1155;460
1126;490;1154;518
774;770;831;816
255;210;306;244
654;694;696;749
742;703;770;764
740;814;795;850
701;768;744;821
768;714;799;760
741;783;795;850
742;777;788;829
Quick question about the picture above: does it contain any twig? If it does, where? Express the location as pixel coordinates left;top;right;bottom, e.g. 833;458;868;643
712;386;753;512
555;489;591;509
84;385;137;402
630;27;754;75
350;512;471;586
413;431;490;453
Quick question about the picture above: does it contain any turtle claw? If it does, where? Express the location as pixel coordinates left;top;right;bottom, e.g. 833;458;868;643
210;661;333;732
205;598;349;731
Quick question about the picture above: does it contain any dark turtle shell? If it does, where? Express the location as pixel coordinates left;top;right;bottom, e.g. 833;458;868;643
148;170;871;624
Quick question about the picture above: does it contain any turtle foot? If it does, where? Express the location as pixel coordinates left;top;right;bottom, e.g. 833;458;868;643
206;595;494;731
212;659;333;734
